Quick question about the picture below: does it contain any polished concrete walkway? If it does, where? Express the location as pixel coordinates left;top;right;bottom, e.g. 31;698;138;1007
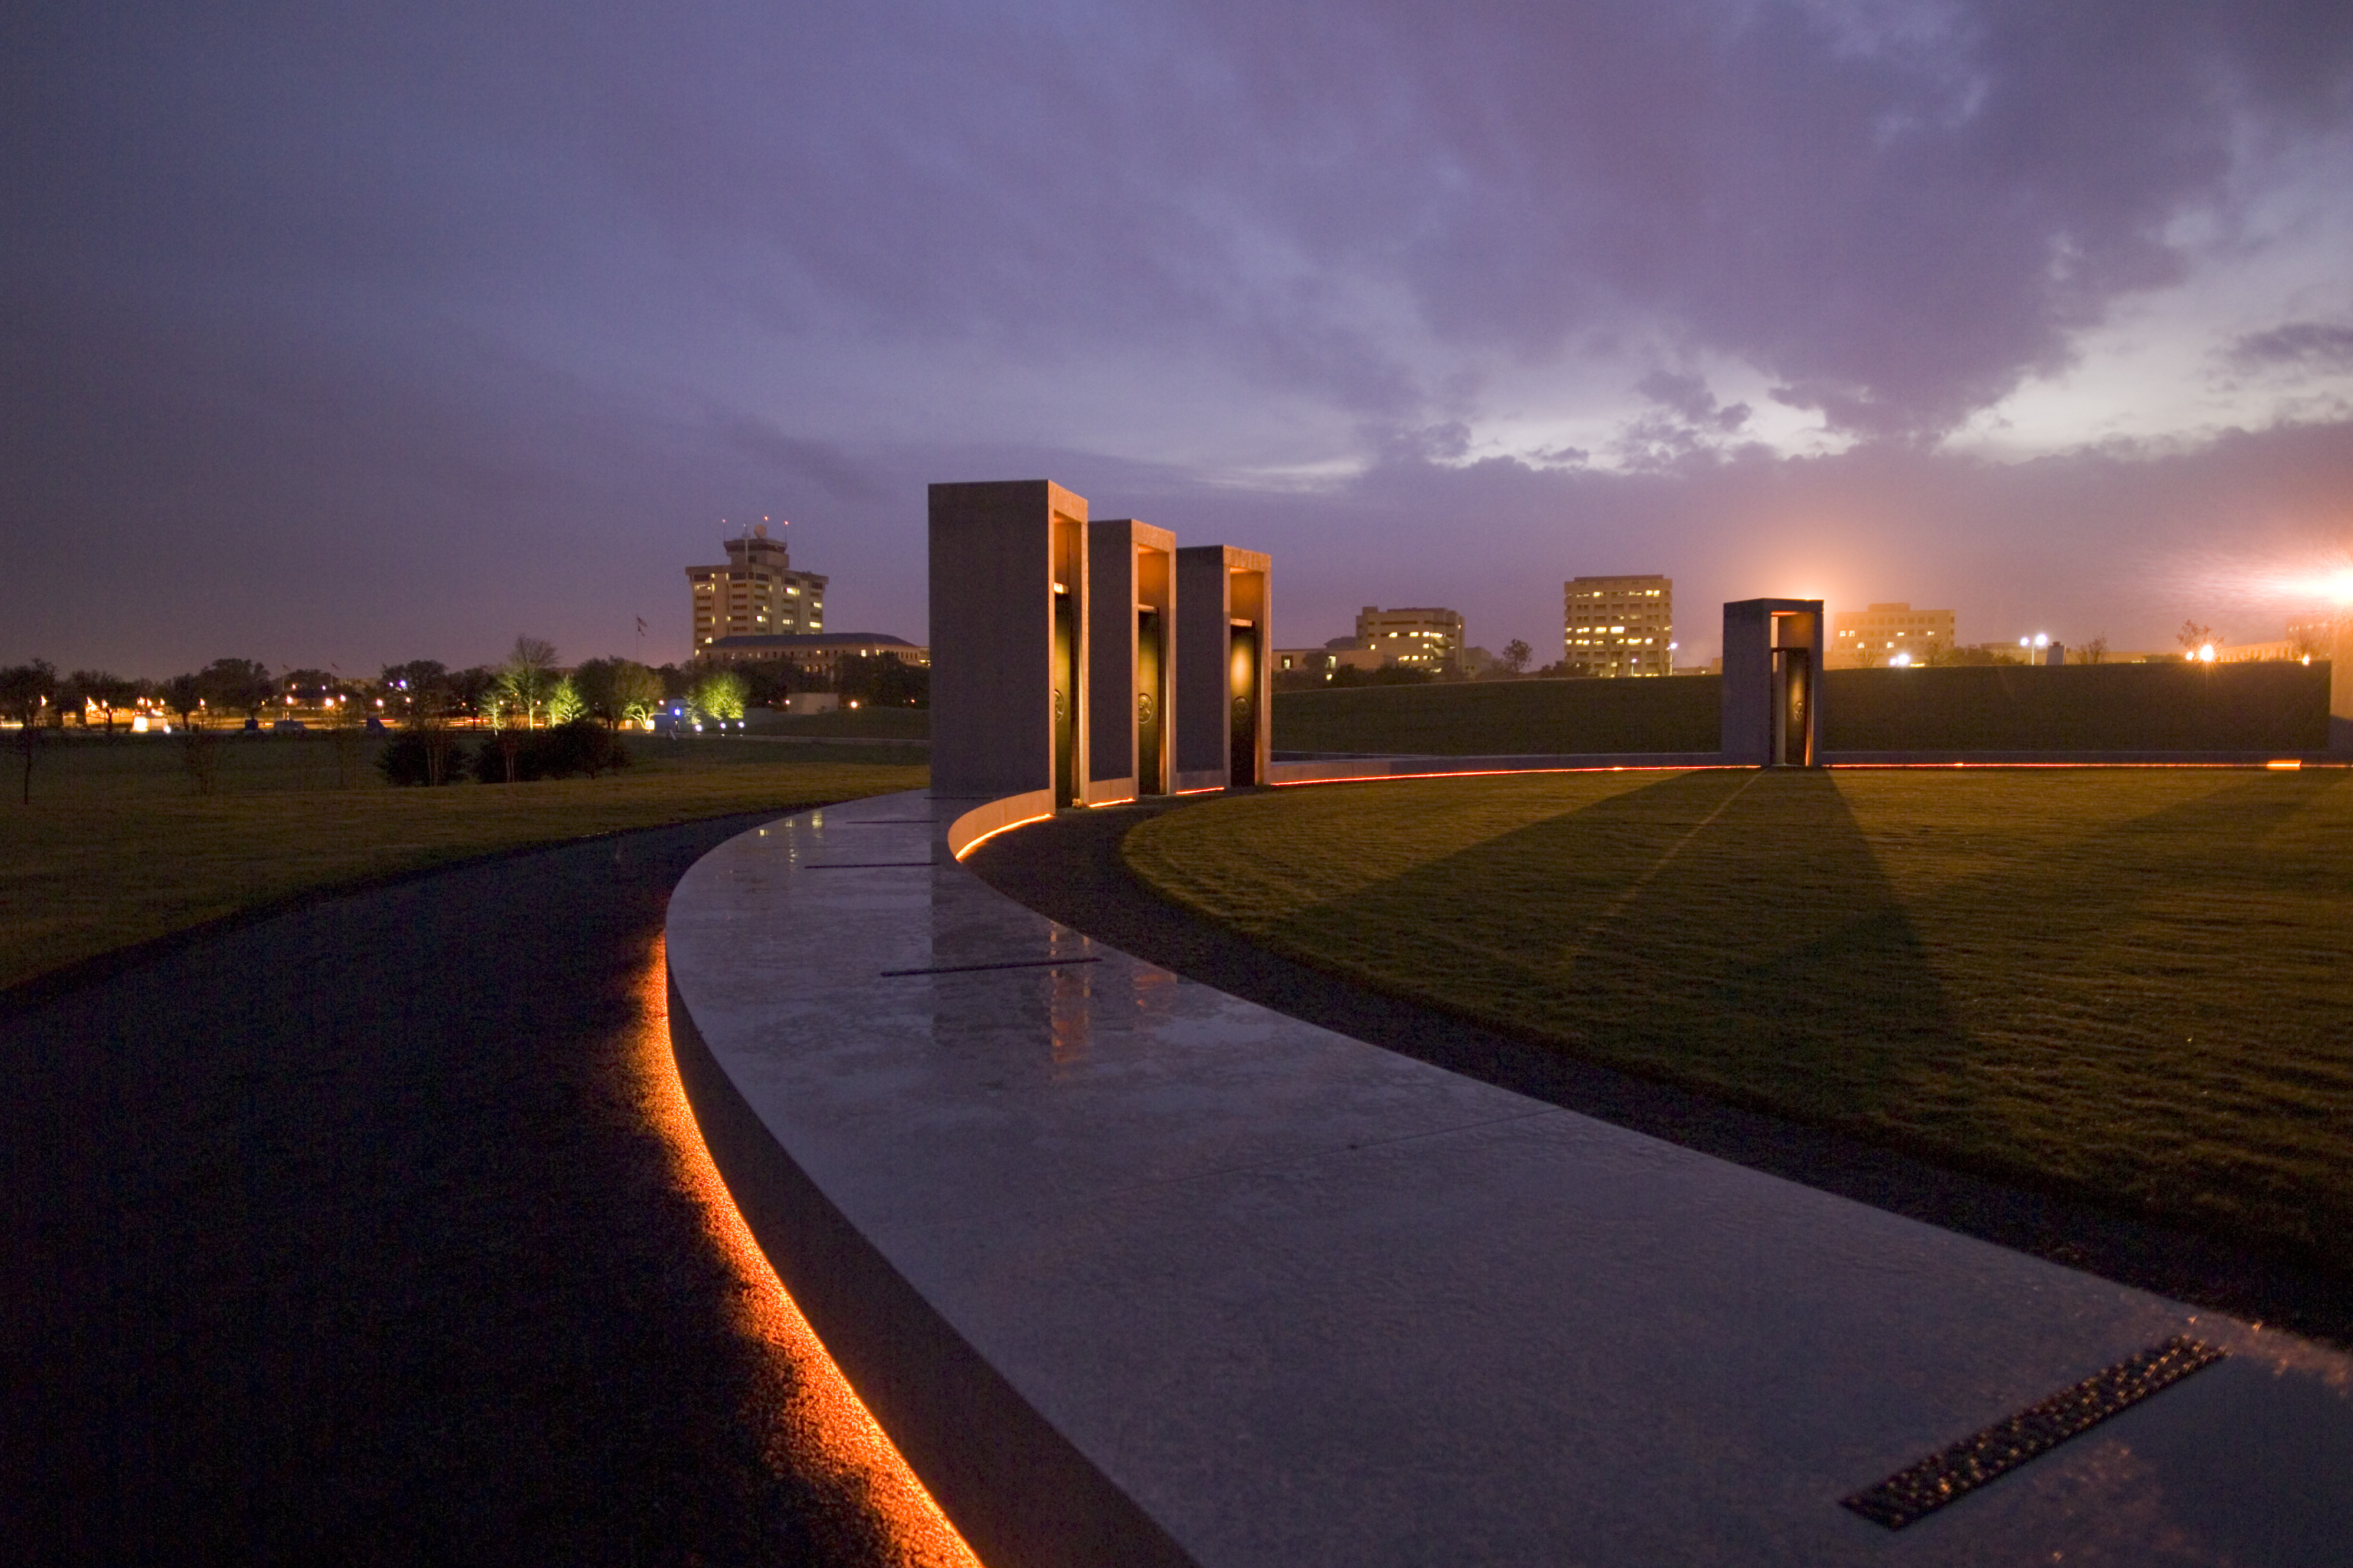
666;788;2353;1568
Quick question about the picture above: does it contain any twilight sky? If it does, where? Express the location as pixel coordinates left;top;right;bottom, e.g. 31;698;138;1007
7;0;2353;673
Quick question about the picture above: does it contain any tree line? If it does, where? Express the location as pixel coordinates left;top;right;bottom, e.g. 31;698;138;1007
0;641;928;735
1;637;931;801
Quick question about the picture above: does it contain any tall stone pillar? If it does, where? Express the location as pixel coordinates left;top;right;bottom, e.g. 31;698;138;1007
1174;546;1272;790
1086;520;1177;803
928;481;1090;806
1722;598;1825;766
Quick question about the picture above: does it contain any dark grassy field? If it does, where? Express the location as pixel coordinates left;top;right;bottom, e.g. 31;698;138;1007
1272;661;2331;755
754;708;930;740
1123;767;2353;1278
1;731;925;993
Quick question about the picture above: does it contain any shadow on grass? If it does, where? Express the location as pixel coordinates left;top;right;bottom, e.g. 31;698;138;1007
1833;767;2353;1264
1249;768;1976;1136
1241;765;2353;1279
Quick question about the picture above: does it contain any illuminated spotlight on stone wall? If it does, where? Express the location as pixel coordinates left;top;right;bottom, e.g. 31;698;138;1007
928;481;1092;806
1086;519;1177;804
1722;597;1826;767
1176;545;1273;791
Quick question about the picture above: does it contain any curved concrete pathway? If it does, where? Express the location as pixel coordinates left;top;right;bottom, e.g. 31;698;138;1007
665;787;2353;1568
963;796;2353;1352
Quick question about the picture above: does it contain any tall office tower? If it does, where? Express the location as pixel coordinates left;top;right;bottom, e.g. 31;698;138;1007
687;524;828;653
1563;575;1672;675
1353;606;1465;672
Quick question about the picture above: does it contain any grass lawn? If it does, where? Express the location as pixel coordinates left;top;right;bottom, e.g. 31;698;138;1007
1;731;925;992
755;707;929;740
1124;766;2353;1276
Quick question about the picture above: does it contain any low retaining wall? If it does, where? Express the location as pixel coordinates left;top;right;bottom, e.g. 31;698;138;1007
1266;750;2342;785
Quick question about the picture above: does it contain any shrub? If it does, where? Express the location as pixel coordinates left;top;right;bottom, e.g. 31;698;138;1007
533;719;631;778
471;720;632;784
377;731;465;785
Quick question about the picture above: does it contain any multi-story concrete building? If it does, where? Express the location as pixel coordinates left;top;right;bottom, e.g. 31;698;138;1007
687;524;826;653
1562;575;1672;675
697;632;927;675
1354;607;1463;672
1830;602;1955;668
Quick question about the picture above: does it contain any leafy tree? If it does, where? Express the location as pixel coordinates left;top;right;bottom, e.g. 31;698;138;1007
608;659;662;725
570;658;618;722
160;673;205;727
447;666;497;719
197;658;275;720
734;661;790;709
477;681;520;729
1;660;58;803
837;654;928;708
379;659;450;720
572;657;664;727
281;668;336;699
546;675;585;725
499;636;560;728
691;668;749;723
64;670;134;731
381;659;448;688
1501;639;1532;676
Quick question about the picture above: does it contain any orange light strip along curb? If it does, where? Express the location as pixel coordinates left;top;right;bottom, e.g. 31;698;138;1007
637;941;984;1568
1269;764;1733;787
953;812;1054;860
1825;760;2345;770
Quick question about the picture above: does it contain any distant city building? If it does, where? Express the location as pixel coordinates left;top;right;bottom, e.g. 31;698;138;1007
698;632;928;675
687;524;826;651
1830;602;1955;668
1562;575;1672;676
2288;613;2340;643
1275;643;1387;682
2220;616;2341;663
1354;607;1464;672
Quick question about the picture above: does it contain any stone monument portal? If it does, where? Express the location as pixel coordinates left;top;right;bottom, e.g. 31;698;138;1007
1086;519;1177;804
1176;545;1272;790
928;481;1091;806
1721;597;1824;767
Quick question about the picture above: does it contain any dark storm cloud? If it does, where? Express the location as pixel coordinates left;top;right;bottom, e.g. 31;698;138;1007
4;1;2352;669
22;1;2349;424
2227;321;2353;371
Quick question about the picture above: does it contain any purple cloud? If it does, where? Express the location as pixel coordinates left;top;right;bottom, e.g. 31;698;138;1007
4;1;2352;672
